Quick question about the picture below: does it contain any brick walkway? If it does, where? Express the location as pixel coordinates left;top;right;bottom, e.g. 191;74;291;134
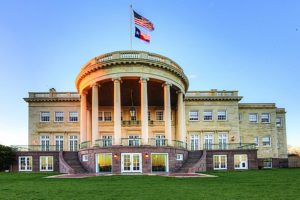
46;173;216;179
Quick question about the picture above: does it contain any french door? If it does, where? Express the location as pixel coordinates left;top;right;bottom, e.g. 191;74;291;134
121;153;142;173
190;134;199;150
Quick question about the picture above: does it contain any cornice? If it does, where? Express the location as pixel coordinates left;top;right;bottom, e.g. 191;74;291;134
185;96;243;101
23;98;80;103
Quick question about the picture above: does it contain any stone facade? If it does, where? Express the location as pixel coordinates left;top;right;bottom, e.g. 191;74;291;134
19;50;288;173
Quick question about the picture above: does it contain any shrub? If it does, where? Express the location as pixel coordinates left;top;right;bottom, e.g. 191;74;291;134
0;144;16;171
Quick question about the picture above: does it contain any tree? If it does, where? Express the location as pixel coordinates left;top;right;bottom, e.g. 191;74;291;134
0;144;16;171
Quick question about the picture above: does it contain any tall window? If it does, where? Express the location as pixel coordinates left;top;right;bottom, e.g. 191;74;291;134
213;155;227;170
204;134;213;150
254;136;259;147
155;135;166;146
102;135;112;147
128;135;140;146
69;135;78;151
190;134;199;150
262;136;271;146
19;156;32;171
261;113;270;123
96;153;112;173
40;111;50;122
98;111;112;121
218;133;228;150
276;117;282;127
40;156;54;171
69;112;78;122
217;110;227;121
156;111;164;121
40;135;50;151
249;113;258;123
54;111;64;122
55;135;64;151
203;111;213;121
189;111;199;121
234;155;248;169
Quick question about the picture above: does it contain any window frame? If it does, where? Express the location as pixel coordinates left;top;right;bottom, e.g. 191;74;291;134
249;113;258;123
19;156;33;172
254;136;259;147
276;117;282;127
40;111;50;122
213;155;227;170
69;111;78;122
155;110;164;121
263;158;272;168
262;136;271;147
40;156;54;172
234;154;248;170
261;113;270;123
203;110;213;121
54;111;64;122
189;110;199;121
217;110;227;121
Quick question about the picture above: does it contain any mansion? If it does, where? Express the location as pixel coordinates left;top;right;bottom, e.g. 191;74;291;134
14;50;288;173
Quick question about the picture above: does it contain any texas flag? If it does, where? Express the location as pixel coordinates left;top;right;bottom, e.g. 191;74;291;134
135;26;150;43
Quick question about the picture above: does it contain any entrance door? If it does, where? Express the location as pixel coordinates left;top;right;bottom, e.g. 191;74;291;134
121;153;142;173
190;134;199;150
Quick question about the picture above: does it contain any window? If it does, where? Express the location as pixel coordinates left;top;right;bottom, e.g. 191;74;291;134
40;156;54;171
19;156;32;171
54;111;64;122
249;113;258;123
69;135;78;151
104;112;112;121
218;133;228;150
102;135;112;147
96;153;112;172
156;111;164;121
155;135;166;147
276;117;282;127
55;135;64;151
82;155;88;162
204;134;213;150
263;158;272;168
190;134;199;150
239;113;242;121
69;112;78;122
262;136;271;146
176;154;183;161
151;154;168;172
40;111;50;122
98;111;103;121
148;111;151;121
213;155;227;170
254;136;259;147
217;110;227;121
40;135;50;151
261;113;270;123
189;111;199;121
204;111;213;121
234;155;248;169
128;135;140;146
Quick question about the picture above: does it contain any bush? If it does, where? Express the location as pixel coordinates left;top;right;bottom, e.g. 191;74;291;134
0;144;16;171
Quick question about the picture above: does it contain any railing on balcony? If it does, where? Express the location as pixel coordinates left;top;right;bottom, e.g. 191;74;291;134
95;139;113;147
11;145;61;152
202;143;256;150
121;120;141;126
120;138;142;147
147;138;187;149
79;141;91;149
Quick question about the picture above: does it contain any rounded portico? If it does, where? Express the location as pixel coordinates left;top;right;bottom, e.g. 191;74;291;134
75;50;189;148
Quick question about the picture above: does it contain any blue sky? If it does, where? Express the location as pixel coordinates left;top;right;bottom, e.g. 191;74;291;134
0;0;299;146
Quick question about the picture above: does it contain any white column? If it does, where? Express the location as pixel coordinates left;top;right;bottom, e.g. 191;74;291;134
177;91;186;143
163;82;172;144
80;92;87;143
87;109;92;142
113;78;121;145
92;83;99;146
140;77;149;145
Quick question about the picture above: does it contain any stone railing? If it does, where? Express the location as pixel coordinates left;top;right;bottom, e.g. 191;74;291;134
28;92;80;98
186;90;238;97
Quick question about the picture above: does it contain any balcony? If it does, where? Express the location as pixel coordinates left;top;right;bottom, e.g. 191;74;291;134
201;143;256;150
94;139;113;147
11;145;79;152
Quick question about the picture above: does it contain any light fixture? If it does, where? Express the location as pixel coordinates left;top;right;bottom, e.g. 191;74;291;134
129;89;136;119
113;153;118;159
145;153;149;159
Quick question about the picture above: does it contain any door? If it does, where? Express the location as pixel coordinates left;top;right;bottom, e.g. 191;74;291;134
218;133;228;150
190;134;199;150
121;153;142;173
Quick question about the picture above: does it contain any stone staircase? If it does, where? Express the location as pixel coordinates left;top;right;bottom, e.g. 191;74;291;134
177;151;205;173
60;152;87;174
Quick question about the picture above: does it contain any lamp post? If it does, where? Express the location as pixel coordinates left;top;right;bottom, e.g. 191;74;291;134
129;89;136;120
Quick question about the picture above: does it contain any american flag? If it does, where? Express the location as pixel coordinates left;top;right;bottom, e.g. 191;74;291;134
133;10;154;31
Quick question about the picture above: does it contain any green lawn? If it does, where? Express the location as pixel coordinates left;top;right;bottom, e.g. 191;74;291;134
0;169;300;200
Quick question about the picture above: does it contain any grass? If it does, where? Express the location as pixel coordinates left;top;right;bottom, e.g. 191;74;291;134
0;169;300;200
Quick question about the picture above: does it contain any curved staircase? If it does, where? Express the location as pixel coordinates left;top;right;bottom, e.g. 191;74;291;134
177;151;206;173
59;152;87;174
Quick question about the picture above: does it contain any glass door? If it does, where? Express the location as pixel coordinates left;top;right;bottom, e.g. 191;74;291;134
190;134;199;150
121;153;142;173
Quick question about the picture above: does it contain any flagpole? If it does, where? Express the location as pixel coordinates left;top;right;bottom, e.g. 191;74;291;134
130;4;133;50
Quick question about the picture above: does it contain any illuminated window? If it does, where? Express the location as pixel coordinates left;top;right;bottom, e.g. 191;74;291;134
213;155;227;170
40;156;53;171
69;112;78;122
261;113;270;123
151;153;168;172
249;113;258;123
96;153;112;172
19;156;32;171
189;111;199;121
54;111;64;122
40;112;50;122
234;154;248;169
156;111;164;121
